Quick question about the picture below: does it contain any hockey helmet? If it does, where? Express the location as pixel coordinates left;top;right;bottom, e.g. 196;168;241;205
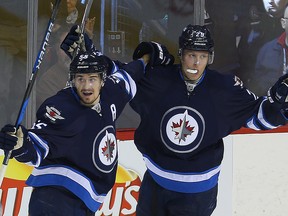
178;24;214;64
69;50;111;82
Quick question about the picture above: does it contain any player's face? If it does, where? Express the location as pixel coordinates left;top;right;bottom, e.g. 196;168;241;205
73;73;103;107
180;50;209;81
263;0;288;17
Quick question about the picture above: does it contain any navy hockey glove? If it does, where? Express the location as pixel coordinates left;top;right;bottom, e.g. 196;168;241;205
268;74;288;119
60;25;94;59
268;74;288;104
133;41;174;67
0;124;27;155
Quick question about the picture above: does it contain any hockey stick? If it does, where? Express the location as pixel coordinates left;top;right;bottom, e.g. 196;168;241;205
72;0;94;58
0;0;62;187
81;0;94;34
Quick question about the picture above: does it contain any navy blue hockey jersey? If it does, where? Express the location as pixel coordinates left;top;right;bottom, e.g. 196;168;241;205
12;62;143;212
130;64;286;194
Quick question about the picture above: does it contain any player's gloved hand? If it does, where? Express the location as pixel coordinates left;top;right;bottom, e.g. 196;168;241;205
267;74;288;119
60;25;94;59
0;125;26;154
268;74;288;104
133;41;174;67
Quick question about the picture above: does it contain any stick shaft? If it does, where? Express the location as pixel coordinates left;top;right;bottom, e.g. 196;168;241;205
0;0;62;187
73;0;94;58
81;0;94;33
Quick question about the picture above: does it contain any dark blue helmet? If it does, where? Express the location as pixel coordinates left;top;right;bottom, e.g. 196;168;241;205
179;24;214;52
178;25;214;64
70;51;112;81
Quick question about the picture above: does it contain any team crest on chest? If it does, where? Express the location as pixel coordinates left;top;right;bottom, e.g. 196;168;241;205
160;106;205;153
92;125;118;173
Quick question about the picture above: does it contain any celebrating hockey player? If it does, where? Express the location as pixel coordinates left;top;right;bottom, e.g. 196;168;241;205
59;24;288;215
130;24;288;216
0;49;147;215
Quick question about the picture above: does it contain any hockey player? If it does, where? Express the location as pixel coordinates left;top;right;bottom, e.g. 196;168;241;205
0;49;147;215
59;24;288;215
130;24;288;215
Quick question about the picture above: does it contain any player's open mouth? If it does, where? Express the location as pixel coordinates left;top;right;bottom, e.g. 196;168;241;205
83;91;93;96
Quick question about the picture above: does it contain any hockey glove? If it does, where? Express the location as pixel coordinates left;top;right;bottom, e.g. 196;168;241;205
133;41;174;67
267;74;288;119
0;124;27;155
267;74;288;104
60;25;94;59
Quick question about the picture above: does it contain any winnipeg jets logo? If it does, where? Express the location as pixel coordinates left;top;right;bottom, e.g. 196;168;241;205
93;126;118;173
101;131;116;162
161;107;205;153
45;106;65;122
171;110;194;143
